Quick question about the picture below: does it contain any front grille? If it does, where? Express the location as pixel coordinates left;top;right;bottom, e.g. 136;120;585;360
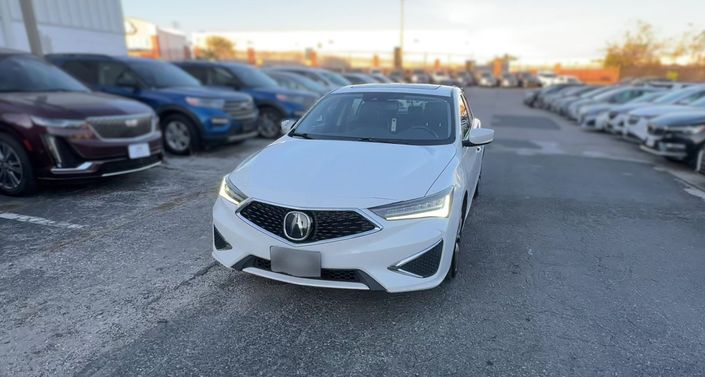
392;241;443;278
628;116;640;125
88;114;153;139
224;100;257;119
239;201;377;243
648;125;666;136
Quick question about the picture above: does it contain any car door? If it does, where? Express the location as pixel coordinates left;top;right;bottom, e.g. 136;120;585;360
459;93;482;194
96;61;143;98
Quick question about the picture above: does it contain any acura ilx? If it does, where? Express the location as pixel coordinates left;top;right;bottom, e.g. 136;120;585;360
212;84;494;292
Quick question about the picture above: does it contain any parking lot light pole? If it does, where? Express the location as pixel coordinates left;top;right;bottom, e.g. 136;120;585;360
19;0;43;56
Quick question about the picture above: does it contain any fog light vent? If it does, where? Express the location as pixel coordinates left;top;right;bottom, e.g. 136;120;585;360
389;241;443;278
213;226;231;250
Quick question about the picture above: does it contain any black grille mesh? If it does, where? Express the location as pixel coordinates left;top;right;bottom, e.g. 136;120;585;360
239;201;376;243
396;241;443;278
248;256;359;283
89;114;152;139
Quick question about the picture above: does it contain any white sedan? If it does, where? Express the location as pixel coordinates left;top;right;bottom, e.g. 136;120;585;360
212;84;494;292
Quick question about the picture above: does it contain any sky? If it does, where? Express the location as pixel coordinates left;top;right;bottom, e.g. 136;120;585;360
122;0;705;63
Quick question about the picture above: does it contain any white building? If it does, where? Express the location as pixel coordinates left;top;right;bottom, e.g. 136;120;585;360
0;0;126;54
125;17;188;61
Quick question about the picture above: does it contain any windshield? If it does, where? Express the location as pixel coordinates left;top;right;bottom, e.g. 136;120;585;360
128;60;200;88
0;56;89;93
270;72;326;92
290;92;455;145
227;64;278;89
629;92;663;103
652;90;694;104
319;70;351;86
689;97;705;107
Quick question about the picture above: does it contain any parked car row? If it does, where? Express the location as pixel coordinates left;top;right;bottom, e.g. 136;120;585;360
0;49;358;196
525;81;705;174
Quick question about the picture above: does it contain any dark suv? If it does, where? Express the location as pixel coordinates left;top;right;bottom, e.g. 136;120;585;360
175;61;318;138
0;50;162;196
47;54;258;155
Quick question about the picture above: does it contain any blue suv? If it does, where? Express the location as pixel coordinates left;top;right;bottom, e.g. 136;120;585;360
175;61;318;138
47;54;259;155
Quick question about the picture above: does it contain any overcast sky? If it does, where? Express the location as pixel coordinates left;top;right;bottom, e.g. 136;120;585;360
123;0;704;62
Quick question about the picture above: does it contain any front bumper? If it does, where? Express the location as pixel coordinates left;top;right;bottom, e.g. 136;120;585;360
212;197;459;293
40;131;163;180
579;114;599;129
624;118;649;142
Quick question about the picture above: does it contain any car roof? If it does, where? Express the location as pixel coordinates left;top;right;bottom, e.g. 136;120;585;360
333;84;455;97
45;53;158;64
0;48;29;57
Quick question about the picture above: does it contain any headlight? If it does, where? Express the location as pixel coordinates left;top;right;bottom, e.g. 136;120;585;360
608;111;618;119
670;124;705;134
370;187;453;221
219;176;247;205
31;116;86;128
185;97;225;109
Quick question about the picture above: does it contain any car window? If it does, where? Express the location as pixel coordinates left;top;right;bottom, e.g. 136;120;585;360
0;56;89;92
181;65;208;83
676;91;705;105
459;94;470;137
128;60;200;88
211;67;239;87
291;92;455;146
98;61;140;87
61;60;100;85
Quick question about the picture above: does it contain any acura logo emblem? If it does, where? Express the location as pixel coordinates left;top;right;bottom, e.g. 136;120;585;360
283;211;312;241
125;119;139;127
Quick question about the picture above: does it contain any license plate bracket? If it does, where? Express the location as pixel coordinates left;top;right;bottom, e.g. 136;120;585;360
270;247;321;278
128;143;150;159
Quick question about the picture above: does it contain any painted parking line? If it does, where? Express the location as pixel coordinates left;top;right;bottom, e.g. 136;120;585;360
0;212;84;230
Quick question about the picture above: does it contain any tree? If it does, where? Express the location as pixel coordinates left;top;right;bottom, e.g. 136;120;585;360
670;25;705;65
200;36;236;60
604;21;663;69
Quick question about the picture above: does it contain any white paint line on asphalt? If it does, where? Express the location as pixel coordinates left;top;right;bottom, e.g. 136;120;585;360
684;187;705;202
0;212;84;230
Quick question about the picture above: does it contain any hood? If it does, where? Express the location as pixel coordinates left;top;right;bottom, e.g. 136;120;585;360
0;91;152;119
230;137;457;208
155;86;252;101
581;103;614;114
652;110;705;127
611;103;650;114
629;105;691;117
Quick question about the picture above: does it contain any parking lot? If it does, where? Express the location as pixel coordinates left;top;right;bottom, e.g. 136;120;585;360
2;88;705;376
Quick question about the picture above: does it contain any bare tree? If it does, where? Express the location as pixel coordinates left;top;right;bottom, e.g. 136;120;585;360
604;21;663;69
199;36;236;60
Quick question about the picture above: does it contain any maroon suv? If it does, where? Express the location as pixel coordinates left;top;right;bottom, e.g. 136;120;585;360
0;50;163;196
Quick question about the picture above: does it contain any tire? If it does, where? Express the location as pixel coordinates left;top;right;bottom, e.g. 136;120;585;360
258;107;284;139
0;133;37;196
162;114;199;155
445;221;462;281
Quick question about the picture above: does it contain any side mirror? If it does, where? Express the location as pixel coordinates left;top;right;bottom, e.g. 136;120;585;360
281;119;296;134
463;128;494;147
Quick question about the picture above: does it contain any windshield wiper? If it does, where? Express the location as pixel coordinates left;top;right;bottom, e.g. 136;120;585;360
353;137;400;144
290;132;315;139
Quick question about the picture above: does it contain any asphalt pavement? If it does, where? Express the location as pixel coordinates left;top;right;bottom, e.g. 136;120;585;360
1;88;704;377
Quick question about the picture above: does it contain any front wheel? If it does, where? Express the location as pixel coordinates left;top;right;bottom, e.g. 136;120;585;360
0;134;37;196
258;107;284;139
162;114;199;155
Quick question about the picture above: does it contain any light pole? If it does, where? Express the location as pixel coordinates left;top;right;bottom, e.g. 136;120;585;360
400;0;405;52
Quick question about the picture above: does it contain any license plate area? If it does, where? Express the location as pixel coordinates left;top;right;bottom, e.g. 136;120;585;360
128;143;150;159
270;247;321;278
